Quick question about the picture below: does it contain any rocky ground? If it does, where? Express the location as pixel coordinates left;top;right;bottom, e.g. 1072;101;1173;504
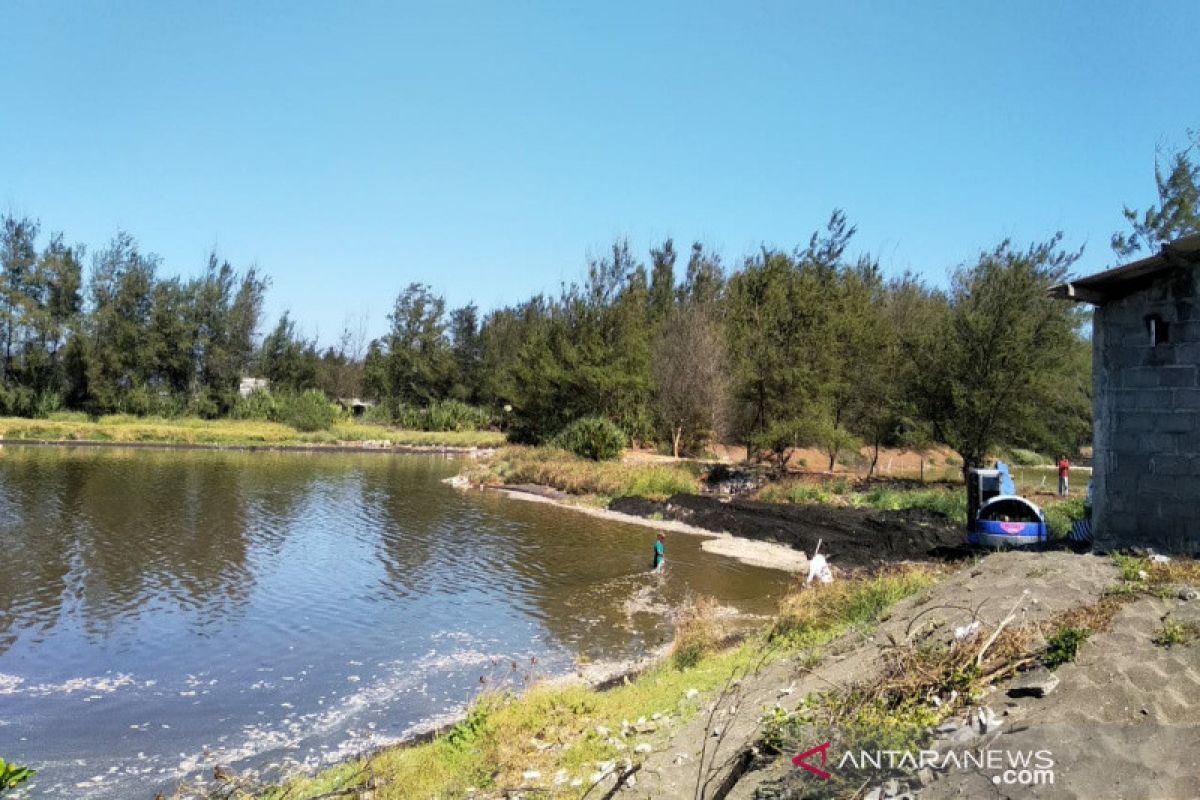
589;551;1199;800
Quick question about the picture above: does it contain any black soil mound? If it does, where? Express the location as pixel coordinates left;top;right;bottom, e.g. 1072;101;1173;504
608;494;969;569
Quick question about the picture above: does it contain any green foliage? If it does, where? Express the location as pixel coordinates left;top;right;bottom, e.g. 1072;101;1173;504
230;388;278;420
1112;553;1149;583
551;417;627;461
1005;447;1051;466
1153;618;1198;647
478;447;697;499
1044;498;1087;539
0;757;35;792
772;566;940;644
389;400;492;432
1044;626;1091;669
907;235;1089;473
859;486;968;523
756;481;835;505
0;208;1099;467
275;390;339;432
1112;130;1200;257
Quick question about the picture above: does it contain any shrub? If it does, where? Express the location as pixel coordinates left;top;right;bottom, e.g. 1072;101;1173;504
1153;618;1198;647
1044;498;1087;539
383;400;492;431
1044;626;1091;669
860;486;968;523
230;389;279;421
276;390;339;432
756;481;833;505
551;417;626;461
186;392;221;420
1006;448;1050;466
119;385;185;418
421;400;492;432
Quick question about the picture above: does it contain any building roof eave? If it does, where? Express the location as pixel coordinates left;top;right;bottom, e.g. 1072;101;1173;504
1049;234;1200;306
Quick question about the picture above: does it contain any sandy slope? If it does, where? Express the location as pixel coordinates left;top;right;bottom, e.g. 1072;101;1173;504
627;552;1120;799
920;594;1200;800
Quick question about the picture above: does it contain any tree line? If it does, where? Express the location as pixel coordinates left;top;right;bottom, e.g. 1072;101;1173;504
2;129;1196;472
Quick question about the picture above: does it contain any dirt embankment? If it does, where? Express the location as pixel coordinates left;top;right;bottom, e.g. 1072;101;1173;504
609;493;970;570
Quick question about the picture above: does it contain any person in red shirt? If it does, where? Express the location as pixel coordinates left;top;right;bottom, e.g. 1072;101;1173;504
1057;456;1071;496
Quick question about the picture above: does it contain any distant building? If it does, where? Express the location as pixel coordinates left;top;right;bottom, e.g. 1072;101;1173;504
336;397;374;417
1052;234;1200;554
239;377;270;397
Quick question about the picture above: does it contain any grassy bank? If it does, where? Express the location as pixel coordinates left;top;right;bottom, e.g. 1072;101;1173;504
467;446;701;501
217;565;940;800
0;414;506;449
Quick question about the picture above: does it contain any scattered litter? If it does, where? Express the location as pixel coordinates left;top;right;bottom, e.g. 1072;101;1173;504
805;540;833;585
953;621;982;641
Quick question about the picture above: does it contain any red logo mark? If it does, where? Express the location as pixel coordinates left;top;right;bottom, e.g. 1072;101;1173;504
792;740;832;779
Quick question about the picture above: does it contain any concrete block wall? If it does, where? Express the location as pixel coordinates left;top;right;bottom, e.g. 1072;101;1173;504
1092;268;1200;555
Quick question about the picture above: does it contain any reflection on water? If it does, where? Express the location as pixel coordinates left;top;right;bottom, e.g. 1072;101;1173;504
0;446;790;798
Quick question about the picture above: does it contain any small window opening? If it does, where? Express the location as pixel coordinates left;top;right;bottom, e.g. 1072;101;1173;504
1147;314;1169;346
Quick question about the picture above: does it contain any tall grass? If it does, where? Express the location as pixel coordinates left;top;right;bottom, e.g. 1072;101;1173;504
477;447;699;500
857;486;968;522
772;564;943;645
754;479;968;523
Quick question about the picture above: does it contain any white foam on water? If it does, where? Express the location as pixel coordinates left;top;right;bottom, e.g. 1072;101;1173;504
0;671;139;697
164;646;510;787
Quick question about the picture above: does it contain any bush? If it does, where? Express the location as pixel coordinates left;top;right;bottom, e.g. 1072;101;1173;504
276;390;339;432
119;385;184;418
1044;626;1091;669
551;417;626;461
860;486;968;523
186;392;221;420
230;389;279;421
1044;497;1087;539
381;400;492;431
756;481;834;505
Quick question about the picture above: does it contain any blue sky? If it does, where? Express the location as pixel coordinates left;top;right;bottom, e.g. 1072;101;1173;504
2;1;1197;343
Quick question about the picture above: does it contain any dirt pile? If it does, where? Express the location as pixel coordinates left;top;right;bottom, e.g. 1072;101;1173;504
609;494;969;569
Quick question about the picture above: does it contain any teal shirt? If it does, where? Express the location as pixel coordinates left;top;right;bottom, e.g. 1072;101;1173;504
653;540;665;568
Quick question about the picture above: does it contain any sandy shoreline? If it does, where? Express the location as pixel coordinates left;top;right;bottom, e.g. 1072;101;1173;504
490;484;810;573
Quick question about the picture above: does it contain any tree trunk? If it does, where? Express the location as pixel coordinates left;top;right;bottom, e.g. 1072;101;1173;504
869;439;881;479
672;425;682;459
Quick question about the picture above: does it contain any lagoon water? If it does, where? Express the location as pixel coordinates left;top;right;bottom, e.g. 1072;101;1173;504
0;446;790;798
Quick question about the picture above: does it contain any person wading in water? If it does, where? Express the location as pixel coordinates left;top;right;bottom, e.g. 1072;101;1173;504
652;532;665;570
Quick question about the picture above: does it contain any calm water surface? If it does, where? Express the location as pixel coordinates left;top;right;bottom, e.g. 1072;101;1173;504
0;446;790;798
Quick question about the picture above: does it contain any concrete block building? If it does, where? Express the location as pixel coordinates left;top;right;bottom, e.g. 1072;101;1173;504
1052;234;1200;554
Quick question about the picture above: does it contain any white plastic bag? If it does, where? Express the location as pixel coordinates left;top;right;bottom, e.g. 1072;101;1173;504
805;553;833;585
